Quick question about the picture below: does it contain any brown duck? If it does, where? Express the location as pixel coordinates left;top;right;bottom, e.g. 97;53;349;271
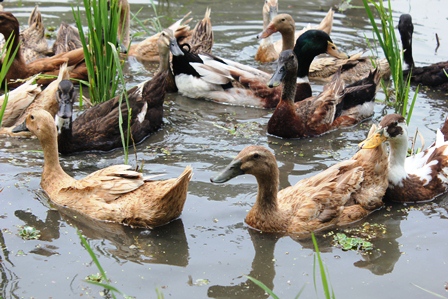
13;109;193;228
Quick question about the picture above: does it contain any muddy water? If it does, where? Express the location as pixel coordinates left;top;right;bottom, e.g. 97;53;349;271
1;0;448;298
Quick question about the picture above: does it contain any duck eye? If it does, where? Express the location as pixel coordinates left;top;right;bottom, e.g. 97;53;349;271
30;115;34;120
281;18;285;22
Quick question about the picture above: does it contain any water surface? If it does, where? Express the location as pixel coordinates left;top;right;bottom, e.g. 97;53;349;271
1;0;448;298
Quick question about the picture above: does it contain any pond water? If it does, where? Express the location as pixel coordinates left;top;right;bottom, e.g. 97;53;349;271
1;0;448;298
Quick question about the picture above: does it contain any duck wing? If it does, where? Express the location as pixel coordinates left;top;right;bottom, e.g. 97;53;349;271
61;165;145;203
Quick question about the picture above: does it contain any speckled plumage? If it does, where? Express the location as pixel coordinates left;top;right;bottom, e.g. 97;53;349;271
211;135;388;236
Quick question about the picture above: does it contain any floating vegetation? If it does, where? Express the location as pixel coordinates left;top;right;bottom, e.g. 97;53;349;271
86;273;103;283
332;233;373;251
18;226;41;240
213;121;261;138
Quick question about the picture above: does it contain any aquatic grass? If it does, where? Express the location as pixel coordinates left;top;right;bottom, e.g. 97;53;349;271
0;34;20;126
312;233;335;299
362;0;417;123
73;0;122;105
78;231;130;299
79;230;165;299
109;41;132;164
247;233;332;299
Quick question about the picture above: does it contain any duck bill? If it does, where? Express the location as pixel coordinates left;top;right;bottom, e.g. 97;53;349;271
267;64;285;88
210;159;244;183
358;132;387;149
57;101;73;120
258;23;277;39
326;41;349;59
170;37;184;56
11;120;28;133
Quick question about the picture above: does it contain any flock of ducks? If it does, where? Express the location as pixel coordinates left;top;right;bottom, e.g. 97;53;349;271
1;1;448;237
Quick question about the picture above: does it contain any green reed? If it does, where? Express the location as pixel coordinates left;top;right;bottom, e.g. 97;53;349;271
78;231;129;299
0;34;20;126
362;0;417;123
73;0;122;104
247;233;333;299
109;42;132;164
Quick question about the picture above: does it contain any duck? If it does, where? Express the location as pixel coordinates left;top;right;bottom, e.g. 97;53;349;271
19;6;52;63
0;62;70;137
266;45;378;138
255;0;334;63
12;109;193;229
398;14;448;91
52;28;182;154
259;13;390;84
0;11;87;88
126;12;193;62
171;29;349;108
210;134;388;235
52;22;82;55
359;113;448;203
0;75;41;127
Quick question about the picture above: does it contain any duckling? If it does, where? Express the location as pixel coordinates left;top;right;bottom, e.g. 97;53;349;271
398;14;448;91
52;22;82;55
13;109;193;228
255;0;334;63
210;136;388;234
20;6;52;63
0;75;41;127
0;62;70;137
359;114;448;203
259;14;389;84
267;49;377;138
171;30;348;108
53;28;182;154
0;11;86;88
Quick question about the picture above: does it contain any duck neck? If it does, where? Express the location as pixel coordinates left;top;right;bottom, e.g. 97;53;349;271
401;33;414;71
40;131;71;188
253;168;280;213
158;48;170;74
282;66;298;104
295;51;315;79
387;134;408;185
279;26;295;51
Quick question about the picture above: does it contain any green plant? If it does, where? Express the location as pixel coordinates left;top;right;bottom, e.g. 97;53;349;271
0;34;20;126
109;42;132;163
78;231;131;298
362;0;418;123
73;0;122;105
18;226;41;240
312;233;335;299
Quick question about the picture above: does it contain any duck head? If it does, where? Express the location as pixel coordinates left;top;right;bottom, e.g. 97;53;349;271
55;80;76;134
13;109;57;144
210;145;278;183
295;30;348;79
258;13;294;41
268;49;297;88
359;114;407;150
161;28;183;57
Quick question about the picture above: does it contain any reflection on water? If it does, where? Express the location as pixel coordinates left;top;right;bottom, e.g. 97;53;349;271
207;230;280;299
